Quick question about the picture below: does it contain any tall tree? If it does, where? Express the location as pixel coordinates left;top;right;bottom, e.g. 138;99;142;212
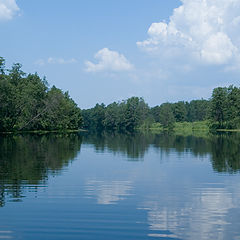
159;103;175;129
225;86;240;129
210;87;228;128
173;101;187;122
123;97;149;131
104;102;120;131
40;86;82;130
187;99;210;122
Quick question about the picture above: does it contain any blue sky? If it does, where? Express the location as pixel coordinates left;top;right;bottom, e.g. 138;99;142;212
1;0;240;109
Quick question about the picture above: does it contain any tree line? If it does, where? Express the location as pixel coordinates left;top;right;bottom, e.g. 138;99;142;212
82;97;149;132
1;57;239;132
82;86;240;132
0;57;82;132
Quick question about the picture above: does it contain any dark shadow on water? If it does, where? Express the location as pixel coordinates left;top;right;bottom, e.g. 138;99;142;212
0;133;82;207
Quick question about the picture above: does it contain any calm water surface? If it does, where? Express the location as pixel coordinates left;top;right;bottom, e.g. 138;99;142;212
0;132;240;240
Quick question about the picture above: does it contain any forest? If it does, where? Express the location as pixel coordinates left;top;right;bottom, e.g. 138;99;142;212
0;57;239;132
82;86;240;132
0;57;82;132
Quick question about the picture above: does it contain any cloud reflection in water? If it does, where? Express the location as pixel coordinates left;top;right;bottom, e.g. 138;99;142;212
142;186;237;239
85;180;133;205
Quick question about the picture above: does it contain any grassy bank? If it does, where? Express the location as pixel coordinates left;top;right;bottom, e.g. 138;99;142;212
144;120;240;135
139;122;209;137
173;121;209;137
146;121;209;131
174;121;209;132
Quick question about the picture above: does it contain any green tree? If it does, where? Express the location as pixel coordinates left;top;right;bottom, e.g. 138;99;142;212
40;86;82;130
0;74;16;130
210;87;228;128
159;103;175;129
8;63;25;86
0;58;82;132
225;86;240;129
150;105;161;122
0;57;5;76
123;97;149;132
104;102;120;131
173;101;187;122
92;103;105;131
186;99;210;122
14;73;48;130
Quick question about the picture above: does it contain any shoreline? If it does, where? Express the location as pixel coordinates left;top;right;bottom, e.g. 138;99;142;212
0;129;87;135
1;126;240;135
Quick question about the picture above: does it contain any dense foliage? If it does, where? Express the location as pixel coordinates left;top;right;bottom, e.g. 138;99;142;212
1;57;239;132
0;57;82;132
210;86;240;129
82;97;149;132
82;98;211;132
82;86;240;132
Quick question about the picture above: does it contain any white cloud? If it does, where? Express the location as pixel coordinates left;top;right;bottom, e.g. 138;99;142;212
137;0;240;67
0;0;19;21
201;32;237;64
35;57;77;66
47;57;77;64
85;48;134;72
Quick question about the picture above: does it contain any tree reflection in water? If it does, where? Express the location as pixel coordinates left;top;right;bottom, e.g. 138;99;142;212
83;132;240;173
0;131;239;206
0;133;82;207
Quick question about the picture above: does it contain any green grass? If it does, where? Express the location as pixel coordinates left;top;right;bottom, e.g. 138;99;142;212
142;121;210;136
144;120;240;136
173;121;209;137
174;121;209;131
147;121;209;131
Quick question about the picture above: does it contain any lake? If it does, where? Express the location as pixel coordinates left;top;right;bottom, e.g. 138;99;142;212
0;132;240;240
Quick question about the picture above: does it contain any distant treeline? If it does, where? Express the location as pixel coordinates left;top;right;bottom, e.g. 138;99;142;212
82;86;240;132
0;57;82;132
1;57;239;132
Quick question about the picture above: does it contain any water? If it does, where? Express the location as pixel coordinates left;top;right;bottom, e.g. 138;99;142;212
0;132;240;240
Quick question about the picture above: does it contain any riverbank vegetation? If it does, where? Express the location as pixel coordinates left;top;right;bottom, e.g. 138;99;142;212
0;57;239;133
82;86;240;133
0;57;82;132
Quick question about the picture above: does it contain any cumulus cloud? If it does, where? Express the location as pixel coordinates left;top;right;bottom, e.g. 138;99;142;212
0;0;19;21
85;48;134;72
137;0;240;67
35;57;77;66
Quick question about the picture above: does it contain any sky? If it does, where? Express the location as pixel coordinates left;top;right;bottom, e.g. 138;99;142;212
0;0;240;109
